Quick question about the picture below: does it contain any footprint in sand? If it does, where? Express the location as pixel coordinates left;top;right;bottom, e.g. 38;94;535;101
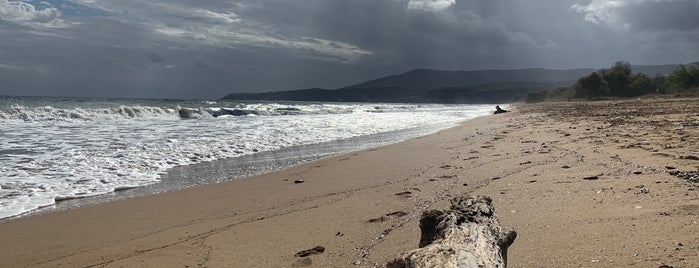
678;204;699;215
292;257;312;267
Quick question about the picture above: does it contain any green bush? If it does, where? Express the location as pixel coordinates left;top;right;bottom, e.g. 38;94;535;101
666;64;699;93
529;62;697;101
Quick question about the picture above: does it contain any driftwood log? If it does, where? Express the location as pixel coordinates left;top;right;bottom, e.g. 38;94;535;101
387;196;516;268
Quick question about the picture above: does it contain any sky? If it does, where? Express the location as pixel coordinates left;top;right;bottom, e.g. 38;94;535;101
1;0;698;99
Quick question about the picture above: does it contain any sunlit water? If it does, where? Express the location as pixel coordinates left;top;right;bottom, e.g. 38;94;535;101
0;96;492;219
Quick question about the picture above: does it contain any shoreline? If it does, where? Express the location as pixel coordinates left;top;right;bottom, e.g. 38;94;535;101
7;120;467;221
1;100;491;221
0;112;503;268
1;99;697;267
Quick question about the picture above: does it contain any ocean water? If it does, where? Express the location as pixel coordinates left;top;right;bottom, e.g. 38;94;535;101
0;96;493;219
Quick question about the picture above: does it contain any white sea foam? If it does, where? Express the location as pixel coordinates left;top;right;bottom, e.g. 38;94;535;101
0;98;493;219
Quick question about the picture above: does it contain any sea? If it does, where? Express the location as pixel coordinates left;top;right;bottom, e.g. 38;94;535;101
0;96;493;220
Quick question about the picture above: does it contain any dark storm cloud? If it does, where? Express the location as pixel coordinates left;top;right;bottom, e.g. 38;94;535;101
621;1;699;32
1;0;698;98
571;0;699;64
147;52;165;63
572;0;699;32
229;0;553;70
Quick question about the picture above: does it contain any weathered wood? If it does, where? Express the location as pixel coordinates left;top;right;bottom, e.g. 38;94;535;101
387;196;516;268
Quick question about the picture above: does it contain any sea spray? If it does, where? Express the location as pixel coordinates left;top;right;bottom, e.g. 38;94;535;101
0;96;492;219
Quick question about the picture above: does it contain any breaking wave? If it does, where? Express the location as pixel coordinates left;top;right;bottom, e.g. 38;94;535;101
0;97;494;219
0;104;356;122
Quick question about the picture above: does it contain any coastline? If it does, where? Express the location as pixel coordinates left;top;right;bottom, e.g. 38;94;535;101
0;100;490;220
1;99;697;267
13;120;463;220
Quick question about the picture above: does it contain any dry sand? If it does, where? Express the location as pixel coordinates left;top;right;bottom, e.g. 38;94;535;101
0;98;697;267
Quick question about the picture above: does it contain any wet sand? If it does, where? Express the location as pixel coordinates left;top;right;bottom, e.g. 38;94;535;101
0;98;697;267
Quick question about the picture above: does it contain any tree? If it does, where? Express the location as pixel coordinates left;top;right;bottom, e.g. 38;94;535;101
575;71;607;99
602;61;632;97
651;74;666;94
666;64;699;92
629;73;653;96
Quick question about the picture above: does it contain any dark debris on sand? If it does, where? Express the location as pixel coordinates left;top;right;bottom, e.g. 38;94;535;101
295;246;325;257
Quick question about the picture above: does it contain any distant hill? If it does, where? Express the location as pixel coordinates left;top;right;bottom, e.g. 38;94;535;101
631;64;684;76
341;68;594;91
221;63;692;103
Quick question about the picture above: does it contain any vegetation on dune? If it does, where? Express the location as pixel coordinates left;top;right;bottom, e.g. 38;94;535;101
666;64;699;93
525;61;699;102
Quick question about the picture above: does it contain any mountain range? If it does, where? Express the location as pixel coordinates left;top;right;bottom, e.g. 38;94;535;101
221;64;683;103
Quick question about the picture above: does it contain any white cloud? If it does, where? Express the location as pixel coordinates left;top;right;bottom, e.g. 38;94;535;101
194;9;240;24
0;63;25;70
407;0;455;11
154;25;371;63
0;63;47;74
61;0;372;63
571;0;624;24
0;0;66;27
570;0;689;30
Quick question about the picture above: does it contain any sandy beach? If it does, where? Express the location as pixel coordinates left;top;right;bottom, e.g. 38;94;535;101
1;98;697;267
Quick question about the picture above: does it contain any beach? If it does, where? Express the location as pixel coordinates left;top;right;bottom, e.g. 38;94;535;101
1;98;697;267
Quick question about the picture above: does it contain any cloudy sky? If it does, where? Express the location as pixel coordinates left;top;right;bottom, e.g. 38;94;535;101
1;0;698;98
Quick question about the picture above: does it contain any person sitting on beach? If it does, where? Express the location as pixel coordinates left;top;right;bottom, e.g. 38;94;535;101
494;105;508;114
